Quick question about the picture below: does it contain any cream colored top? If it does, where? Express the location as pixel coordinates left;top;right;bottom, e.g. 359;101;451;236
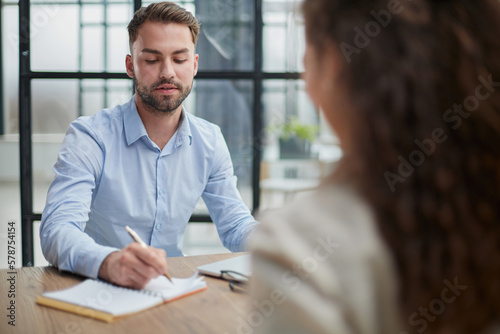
249;181;402;334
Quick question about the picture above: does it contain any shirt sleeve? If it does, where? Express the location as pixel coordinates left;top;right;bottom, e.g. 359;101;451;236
201;128;258;252
40;118;119;278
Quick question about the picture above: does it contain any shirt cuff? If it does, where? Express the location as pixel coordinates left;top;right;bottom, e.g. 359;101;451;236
76;246;120;279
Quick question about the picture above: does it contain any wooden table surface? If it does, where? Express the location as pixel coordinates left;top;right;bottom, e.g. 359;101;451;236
1;253;250;334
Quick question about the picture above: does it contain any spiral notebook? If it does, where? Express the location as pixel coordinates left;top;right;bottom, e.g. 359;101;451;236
36;273;207;322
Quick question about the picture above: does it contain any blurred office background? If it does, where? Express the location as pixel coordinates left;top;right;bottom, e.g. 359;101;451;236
0;0;341;268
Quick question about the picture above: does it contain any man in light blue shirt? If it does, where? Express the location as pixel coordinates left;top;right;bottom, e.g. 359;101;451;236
40;2;257;289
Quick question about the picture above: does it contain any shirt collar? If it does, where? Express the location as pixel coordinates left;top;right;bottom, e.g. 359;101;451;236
176;108;193;147
124;95;193;147
124;96;148;146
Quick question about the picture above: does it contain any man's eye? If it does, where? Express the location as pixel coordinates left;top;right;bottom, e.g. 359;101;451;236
145;59;157;63
174;59;187;64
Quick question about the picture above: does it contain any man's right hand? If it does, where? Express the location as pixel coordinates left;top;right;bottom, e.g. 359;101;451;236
98;243;168;289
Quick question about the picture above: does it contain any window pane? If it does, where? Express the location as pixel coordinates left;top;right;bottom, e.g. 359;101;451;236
263;0;305;72
107;25;130;72
30;4;79;71
32;79;79;134
82;4;104;24
82;80;105;115
195;0;254;71
106;4;133;72
31;0;85;3
104;80;134;109
192;79;254;211
82;25;104;71
81;79;133;116
31;79;78;214
2;4;19;134
31;2;132;72
33;136;64;214
260;79;341;210
106;3;132;25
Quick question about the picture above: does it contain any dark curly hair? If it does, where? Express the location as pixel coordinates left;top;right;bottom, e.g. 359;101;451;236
303;0;500;332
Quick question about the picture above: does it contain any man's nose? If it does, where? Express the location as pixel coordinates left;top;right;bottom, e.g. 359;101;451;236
159;60;175;79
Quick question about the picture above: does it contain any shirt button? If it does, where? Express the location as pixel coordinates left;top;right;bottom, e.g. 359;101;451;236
155;224;160;230
158;189;163;195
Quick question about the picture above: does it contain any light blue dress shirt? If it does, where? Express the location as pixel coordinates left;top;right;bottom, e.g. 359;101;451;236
40;96;257;278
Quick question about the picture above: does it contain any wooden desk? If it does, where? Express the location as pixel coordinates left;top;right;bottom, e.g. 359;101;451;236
1;253;249;334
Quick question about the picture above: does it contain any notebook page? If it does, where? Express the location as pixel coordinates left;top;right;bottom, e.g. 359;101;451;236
144;272;207;301
41;280;163;316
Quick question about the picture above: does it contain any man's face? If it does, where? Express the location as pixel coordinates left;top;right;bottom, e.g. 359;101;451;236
126;21;199;115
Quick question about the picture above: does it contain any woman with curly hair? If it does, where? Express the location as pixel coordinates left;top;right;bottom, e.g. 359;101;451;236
250;1;500;333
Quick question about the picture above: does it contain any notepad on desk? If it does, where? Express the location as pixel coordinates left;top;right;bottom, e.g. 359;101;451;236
36;273;207;322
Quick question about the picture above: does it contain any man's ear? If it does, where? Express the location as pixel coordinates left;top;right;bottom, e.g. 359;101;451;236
125;54;134;78
193;53;199;77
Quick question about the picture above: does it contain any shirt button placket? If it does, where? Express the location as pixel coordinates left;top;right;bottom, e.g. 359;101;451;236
155;154;164;232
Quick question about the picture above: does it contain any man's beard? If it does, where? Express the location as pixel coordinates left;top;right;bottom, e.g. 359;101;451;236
134;74;192;115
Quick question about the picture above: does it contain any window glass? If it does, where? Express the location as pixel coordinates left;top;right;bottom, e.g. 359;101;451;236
107;26;130;72
262;80;318;159
32;79;79;134
31;0;81;3
106;3;132;24
263;0;304;72
82;4;104;24
33;137;64;214
30;4;80;71
195;0;254;71
81;79;133;116
82;25;104;71
192;79;254;211
260;79;341;210
2;3;19;134
31;79;78;215
31;2;132;72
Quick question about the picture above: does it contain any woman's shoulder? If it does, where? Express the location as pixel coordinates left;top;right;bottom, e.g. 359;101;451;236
253;181;381;253
249;180;402;334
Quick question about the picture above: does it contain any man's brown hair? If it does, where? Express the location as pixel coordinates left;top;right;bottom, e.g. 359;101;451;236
127;1;200;51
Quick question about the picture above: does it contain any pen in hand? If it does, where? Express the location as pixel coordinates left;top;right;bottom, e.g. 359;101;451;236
125;225;173;283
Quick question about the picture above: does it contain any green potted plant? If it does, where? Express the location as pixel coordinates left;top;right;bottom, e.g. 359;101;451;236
273;117;319;159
